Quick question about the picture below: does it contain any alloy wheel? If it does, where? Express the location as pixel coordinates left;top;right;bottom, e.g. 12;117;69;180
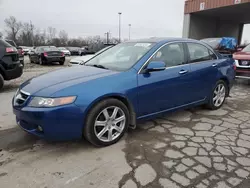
213;83;226;107
94;106;126;142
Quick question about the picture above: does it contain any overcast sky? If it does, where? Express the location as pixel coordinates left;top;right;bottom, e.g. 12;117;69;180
0;0;249;42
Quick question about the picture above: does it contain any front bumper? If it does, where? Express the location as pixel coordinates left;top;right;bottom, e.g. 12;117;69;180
235;68;250;79
3;61;23;80
13;104;85;141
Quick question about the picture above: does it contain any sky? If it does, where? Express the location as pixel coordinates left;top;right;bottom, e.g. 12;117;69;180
0;0;249;42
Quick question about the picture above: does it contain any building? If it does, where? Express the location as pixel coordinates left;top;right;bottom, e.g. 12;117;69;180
183;0;250;43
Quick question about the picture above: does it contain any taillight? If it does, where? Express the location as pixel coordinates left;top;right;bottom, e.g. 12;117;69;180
233;61;237;71
44;52;48;57
21;49;24;55
62;52;65;56
6;47;16;53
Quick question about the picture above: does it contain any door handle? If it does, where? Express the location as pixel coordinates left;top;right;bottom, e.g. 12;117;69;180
212;63;217;67
179;70;188;74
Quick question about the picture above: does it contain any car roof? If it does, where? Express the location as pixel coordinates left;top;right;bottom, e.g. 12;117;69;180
127;37;197;44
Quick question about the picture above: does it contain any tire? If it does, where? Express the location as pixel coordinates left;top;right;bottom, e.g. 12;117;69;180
0;74;4;91
83;98;129;147
39;57;44;65
206;80;227;110
59;61;65;65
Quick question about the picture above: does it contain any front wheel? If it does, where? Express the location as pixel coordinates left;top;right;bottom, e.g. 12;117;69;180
59;61;65;65
207;80;227;110
83;98;129;147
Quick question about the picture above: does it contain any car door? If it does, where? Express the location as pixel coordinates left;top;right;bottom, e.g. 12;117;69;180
137;42;194;117
30;47;39;63
185;42;219;101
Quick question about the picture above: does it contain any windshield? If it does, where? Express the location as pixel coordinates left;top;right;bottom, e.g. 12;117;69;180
58;47;66;50
95;46;114;55
43;46;58;51
85;42;155;71
200;38;222;49
242;44;250;52
68;47;80;50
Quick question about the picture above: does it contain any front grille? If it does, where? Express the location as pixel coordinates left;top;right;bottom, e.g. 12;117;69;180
239;60;250;66
14;90;30;106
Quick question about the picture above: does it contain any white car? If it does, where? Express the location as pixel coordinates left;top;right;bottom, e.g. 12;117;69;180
58;47;71;56
69;45;114;66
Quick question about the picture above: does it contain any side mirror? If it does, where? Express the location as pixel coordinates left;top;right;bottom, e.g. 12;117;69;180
142;61;166;73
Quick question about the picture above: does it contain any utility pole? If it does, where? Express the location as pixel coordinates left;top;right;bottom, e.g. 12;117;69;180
30;20;34;46
105;32;110;44
128;24;131;40
118;12;122;43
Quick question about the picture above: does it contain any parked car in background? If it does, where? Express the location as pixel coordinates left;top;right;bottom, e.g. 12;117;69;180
69;45;115;66
29;46;65;65
5;39;24;65
13;38;235;146
0;39;23;90
200;37;237;58
58;47;71;56
233;44;250;79
80;46;95;56
20;46;30;55
28;47;36;56
67;47;81;56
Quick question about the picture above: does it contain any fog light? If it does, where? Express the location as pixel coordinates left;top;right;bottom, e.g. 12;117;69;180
37;126;43;132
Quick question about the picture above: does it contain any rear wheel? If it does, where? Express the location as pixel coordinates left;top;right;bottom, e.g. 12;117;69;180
207;80;227;110
83;98;129;147
59;61;65;65
39;57;44;65
0;74;4;90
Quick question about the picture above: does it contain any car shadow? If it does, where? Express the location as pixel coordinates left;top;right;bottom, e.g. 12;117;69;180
0;127;95;154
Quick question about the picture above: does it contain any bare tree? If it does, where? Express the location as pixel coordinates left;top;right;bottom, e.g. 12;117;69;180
4;16;22;42
18;21;35;46
58;30;68;46
47;26;57;42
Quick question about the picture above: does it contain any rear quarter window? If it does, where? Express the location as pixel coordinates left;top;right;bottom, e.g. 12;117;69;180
0;39;12;47
187;43;217;63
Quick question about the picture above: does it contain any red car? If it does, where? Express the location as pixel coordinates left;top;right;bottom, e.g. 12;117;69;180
233;44;250;79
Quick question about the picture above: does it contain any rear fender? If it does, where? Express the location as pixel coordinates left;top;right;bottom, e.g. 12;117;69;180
0;64;6;79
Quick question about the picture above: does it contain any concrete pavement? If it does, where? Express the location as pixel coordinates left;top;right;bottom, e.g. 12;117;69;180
1;57;250;187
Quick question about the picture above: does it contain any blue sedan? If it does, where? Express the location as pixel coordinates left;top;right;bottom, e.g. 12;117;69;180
12;38;235;146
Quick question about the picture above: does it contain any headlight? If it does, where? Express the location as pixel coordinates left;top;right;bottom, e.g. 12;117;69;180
28;96;76;107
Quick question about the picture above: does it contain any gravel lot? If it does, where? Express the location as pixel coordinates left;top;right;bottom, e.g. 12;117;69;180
1;56;250;187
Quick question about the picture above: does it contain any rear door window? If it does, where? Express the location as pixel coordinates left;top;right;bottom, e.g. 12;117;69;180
187;43;217;63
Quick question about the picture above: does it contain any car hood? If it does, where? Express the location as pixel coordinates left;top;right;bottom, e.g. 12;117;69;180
70;55;95;63
233;51;250;60
20;66;118;96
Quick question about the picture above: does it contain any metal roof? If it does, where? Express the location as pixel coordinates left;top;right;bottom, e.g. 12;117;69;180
185;0;250;14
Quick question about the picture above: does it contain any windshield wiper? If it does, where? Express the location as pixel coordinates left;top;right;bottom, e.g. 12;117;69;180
89;64;109;70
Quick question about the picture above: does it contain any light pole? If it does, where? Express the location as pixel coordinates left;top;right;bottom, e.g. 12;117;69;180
128;24;131;40
118;12;122;43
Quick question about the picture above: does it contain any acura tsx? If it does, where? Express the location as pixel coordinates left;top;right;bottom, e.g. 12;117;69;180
12;38;235;146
